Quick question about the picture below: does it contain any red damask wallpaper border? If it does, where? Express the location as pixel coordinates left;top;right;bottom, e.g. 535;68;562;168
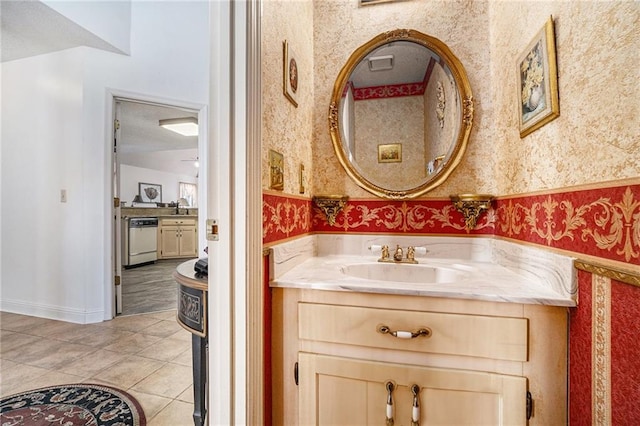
263;183;640;267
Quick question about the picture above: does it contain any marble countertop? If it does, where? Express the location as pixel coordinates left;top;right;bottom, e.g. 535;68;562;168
269;235;577;307
272;255;575;306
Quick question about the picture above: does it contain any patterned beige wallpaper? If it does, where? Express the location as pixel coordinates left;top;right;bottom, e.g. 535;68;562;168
489;1;639;194
261;0;314;196
312;0;491;198
354;96;425;189
262;0;638;199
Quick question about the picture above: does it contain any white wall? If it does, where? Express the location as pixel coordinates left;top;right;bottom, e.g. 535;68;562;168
120;164;197;205
43;0;132;55
1;1;210;322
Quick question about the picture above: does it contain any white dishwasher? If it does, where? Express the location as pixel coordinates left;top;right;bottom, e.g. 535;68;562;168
127;217;158;267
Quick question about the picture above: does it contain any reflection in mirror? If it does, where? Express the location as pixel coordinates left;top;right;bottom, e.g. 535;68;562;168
329;29;473;199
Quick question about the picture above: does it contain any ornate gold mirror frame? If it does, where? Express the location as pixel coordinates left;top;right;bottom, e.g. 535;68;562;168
328;29;474;199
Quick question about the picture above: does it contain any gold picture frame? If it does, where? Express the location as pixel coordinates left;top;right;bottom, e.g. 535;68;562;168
517;16;559;138
378;143;402;163
269;149;284;191
283;40;299;107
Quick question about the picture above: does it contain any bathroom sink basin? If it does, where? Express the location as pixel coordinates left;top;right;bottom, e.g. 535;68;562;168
341;262;464;284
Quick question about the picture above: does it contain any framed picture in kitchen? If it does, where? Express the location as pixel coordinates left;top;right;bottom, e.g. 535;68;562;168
517;16;559;138
139;182;162;203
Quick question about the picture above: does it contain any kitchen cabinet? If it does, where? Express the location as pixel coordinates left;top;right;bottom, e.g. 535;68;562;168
159;218;197;259
271;288;568;425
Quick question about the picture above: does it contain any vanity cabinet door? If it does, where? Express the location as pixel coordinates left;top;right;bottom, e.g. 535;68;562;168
299;353;527;426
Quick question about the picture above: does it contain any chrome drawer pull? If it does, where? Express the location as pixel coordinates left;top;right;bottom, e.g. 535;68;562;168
377;325;431;339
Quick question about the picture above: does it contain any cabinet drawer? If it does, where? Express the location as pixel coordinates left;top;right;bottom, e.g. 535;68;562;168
161;218;196;226
298;303;528;361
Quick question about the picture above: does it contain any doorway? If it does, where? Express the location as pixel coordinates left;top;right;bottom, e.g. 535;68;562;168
112;96;205;316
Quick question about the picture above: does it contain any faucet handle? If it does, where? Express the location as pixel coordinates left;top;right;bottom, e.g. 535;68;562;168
407;246;415;261
381;245;390;260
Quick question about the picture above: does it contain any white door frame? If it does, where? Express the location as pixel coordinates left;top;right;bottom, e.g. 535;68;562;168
105;89;208;320
208;0;263;424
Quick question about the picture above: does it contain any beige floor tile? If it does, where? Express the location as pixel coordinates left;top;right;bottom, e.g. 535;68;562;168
47;322;112;343
137;337;191;362
0;314;53;333
169;347;192;367
5;370;86;396
0;312;25;327
27;318;86;338
59;349;130;377
148;399;195;426
103;315;161;332
66;327;135;347
131;363;192;399
1;338;95;369
0;331;41;355
146;310;177;321
103;332;163;354
127;389;173;420
167;327;193;343
90;355;164;389
0;361;50;397
176;385;194;403
140;320;184;338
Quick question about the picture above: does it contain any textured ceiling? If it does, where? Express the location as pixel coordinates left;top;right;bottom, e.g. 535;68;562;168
118;101;199;177
350;41;436;88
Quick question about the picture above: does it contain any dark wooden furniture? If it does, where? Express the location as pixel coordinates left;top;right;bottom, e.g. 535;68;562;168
174;259;207;426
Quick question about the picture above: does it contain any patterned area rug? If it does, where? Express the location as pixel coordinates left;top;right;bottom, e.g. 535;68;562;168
0;383;146;426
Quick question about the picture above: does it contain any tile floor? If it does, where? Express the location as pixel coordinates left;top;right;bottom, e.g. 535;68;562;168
0;309;199;425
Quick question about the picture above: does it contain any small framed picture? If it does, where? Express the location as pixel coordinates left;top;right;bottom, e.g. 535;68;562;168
283;40;299;107
517;16;559;138
378;143;402;163
269;149;284;191
139;182;162;203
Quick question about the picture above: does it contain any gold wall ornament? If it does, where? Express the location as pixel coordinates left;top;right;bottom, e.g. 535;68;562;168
313;195;349;226
450;194;495;230
328;102;339;132
463;96;474;127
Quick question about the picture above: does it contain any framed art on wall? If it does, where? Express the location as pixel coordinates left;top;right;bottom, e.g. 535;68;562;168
378;143;402;163
139;182;162;203
283;40;299;107
517;16;559;138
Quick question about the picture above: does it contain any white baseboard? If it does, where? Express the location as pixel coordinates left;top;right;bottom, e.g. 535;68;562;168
0;298;104;324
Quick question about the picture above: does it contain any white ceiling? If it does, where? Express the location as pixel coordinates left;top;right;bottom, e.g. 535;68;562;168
0;0;123;62
350;41;438;88
118;101;199;178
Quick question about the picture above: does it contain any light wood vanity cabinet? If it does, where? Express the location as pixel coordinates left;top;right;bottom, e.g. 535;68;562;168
158;218;197;259
272;288;568;426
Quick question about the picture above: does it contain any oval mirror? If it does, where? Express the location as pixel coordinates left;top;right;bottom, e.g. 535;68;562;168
328;29;474;199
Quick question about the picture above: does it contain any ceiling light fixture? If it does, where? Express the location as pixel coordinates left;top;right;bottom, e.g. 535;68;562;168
368;54;394;72
159;117;198;136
